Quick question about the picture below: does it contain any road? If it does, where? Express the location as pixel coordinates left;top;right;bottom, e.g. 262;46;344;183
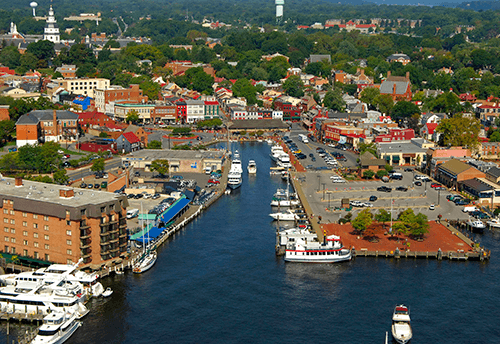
67;157;123;181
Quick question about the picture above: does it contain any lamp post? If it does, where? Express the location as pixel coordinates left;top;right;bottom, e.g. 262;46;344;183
317;174;321;192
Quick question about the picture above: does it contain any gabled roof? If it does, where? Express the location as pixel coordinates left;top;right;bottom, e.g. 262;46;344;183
16;114;39;125
487;166;500;179
379;77;410;95
121;132;141;144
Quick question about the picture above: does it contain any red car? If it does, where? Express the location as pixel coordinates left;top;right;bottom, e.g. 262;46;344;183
208;179;220;184
431;183;442;188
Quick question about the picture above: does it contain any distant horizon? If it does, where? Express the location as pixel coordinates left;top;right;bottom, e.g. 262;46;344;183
350;0;474;7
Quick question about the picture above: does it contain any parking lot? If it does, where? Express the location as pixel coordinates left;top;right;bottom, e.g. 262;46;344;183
298;170;473;223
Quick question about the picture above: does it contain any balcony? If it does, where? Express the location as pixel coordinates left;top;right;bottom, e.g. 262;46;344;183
100;246;110;255
100;238;109;245
109;236;119;243
80;229;91;239
81;247;92;257
100;230;109;237
80;222;90;230
80;238;92;248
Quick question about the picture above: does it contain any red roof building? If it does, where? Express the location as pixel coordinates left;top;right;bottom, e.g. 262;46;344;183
78;112;114;131
375;128;415;143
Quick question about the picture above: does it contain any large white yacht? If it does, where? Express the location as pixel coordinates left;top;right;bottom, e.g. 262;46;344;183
284;235;352;263
269;209;299;221
227;153;243;189
277;154;292;168
32;311;82;344
0;260;104;297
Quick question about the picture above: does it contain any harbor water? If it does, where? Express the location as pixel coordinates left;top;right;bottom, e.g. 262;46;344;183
2;142;500;343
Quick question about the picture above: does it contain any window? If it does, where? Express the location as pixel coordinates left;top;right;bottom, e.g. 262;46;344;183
44;216;49;221
3;218;8;223
10;228;14;234
45;244;49;250
23;212;27;217
10;238;15;243
44;225;49;231
66;220;71;226
9;210;14;215
34;252;39;259
80;209;86;216
3;209;8;214
33;232;38;238
11;247;15;254
33;214;38;219
44;235;49;240
23;249;28;256
4;246;8;253
23;240;28;246
67;259;72;264
101;206;106;213
66;230;72;236
4;237;9;242
67;239;72;245
45;254;49;261
33;223;38;229
67;249;72;255
34;242;39;248
10;219;14;224
3;227;7;232
23;231;28;236
23;221;27;227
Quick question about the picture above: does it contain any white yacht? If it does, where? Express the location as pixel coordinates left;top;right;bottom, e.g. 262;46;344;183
278;227;316;246
277;153;292;168
391;305;412;344
0;260;104;298
227;155;243;189
270;145;284;161
32;311;82;344
0;287;89;318
467;219;486;232
284;235;352;263
271;173;300;207
269;209;299;221
247;160;257;174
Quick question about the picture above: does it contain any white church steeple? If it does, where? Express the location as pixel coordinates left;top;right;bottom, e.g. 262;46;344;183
43;5;60;43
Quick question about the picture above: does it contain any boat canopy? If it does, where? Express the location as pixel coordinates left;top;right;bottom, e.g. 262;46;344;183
133;197;191;243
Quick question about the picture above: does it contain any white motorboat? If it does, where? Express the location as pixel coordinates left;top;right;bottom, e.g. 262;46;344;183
391;305;412;344
486;218;500;229
32;311;81;344
270;198;301;207
247;160;257;174
102;287;113;297
277;154;292;168
284;234;352;263
269;209;299;221
467;219;486;232
227;171;242;189
271;173;300;207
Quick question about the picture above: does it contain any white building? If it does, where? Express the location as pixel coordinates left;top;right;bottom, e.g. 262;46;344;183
43;6;60;43
185;99;205;123
55;78;110;98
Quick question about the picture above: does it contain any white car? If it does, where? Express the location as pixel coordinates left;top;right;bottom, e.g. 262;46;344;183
363;202;374;207
429;204;435;210
350;201;364;207
143;193;152;199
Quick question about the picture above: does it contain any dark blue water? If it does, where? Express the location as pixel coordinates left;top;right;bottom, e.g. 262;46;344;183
2;142;500;343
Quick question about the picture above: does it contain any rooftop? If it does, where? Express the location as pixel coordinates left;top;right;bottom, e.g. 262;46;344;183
122;149;225;161
377;141;428;154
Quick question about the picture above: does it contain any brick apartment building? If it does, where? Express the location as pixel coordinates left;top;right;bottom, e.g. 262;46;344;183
274;99;302;122
94;84;148;113
0;177;129;266
78;111;114;131
16;110;79;147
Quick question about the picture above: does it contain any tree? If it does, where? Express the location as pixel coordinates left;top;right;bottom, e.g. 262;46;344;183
140;81;161;100
376;169;388;179
232;78;258;105
436;114;481;150
391;101;421;119
374;94;394;114
99;132;109;138
358;142;377;156
0;120;15;145
363;170;375;179
352;209;373;234
282;75;304;98
490;131;500;142
375;209;391;229
150;159;169;177
91;158;105;173
53;169;69;185
359;87;380;110
148;140;162;149
126;110;140;124
323;88;345;111
411;213;430;239
26;40;55;61
172;127;192;136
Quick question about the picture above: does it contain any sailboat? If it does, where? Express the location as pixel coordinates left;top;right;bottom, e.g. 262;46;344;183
271;172;300;207
133;203;157;274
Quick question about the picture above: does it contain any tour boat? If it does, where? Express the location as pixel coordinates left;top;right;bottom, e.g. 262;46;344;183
467;219;486;233
486;218;500;229
284;235;352;263
391;305;413;344
269;209;300;221
278;227;316;246
247;160;257;174
102;287;113;298
32;311;82;344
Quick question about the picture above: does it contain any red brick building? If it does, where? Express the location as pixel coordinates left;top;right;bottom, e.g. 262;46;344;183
78;112;114;131
164;61;216;78
379;72;412;102
374;128;415;143
94;85;148;113
0;105;10;121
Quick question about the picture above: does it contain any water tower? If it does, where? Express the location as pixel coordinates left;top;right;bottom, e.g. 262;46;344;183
275;0;284;23
30;2;38;17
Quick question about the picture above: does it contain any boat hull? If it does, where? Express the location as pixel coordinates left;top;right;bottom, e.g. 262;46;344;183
32;317;82;344
228;181;242;189
284;250;352;263
487;220;500;228
391;324;412;344
133;251;157;274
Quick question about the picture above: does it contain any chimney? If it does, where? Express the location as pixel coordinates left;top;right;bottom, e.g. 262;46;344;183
406;71;410;80
15;177;23;187
393;84;397;94
53;109;58;136
387;71;391;78
59;189;74;198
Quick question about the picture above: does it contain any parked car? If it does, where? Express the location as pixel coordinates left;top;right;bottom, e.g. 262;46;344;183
127;194;135;199
377;186;392;192
431;183;442;188
349;200;364;207
134;193;144;199
87;184;94;189
369;195;378;201
152;194;161;199
363;202;374;207
143;193;152;199
429;204;435;210
62;154;70;159
414;181;422;186
455;199;471;205
208;179;220;184
80;183;87;188
94;183;100;189
404;168;414;172
171;175;184;180
396;186;408;192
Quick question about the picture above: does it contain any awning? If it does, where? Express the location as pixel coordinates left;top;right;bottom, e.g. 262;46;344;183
138;214;157;220
392;156;400;161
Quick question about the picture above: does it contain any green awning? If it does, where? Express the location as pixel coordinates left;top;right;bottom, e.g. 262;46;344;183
392;156;400;161
385;156;391;161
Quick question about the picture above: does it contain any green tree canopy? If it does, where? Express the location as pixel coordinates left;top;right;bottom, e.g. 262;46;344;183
323;88;345;112
150;159;169;176
148;140;162;149
91;158;105;173
436;114;481;150
282;75;304;98
352;209;373;234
